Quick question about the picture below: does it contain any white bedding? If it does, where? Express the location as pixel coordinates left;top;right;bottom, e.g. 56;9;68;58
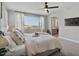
24;32;60;55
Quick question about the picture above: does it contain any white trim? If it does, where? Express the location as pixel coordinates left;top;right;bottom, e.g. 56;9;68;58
59;36;79;44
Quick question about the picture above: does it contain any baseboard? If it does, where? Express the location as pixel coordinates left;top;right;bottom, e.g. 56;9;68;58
59;36;79;44
59;36;79;56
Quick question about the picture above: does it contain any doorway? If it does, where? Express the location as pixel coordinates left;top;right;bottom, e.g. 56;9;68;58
51;17;59;36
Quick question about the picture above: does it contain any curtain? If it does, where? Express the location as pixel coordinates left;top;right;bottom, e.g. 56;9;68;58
40;16;45;32
8;11;23;31
0;3;9;34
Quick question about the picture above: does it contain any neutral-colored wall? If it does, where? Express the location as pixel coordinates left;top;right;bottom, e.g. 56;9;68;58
59;8;79;41
58;3;79;55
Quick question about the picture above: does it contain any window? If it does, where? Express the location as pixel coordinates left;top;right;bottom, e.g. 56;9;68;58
7;10;45;33
23;15;41;33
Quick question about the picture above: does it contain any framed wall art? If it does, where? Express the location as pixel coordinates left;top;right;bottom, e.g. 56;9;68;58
65;17;79;26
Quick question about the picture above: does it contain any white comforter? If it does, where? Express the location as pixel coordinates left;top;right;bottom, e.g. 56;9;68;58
24;32;60;55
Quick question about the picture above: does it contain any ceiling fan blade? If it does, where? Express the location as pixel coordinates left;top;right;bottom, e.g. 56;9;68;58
47;6;59;9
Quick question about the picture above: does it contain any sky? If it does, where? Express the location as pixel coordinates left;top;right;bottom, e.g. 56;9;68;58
23;16;40;26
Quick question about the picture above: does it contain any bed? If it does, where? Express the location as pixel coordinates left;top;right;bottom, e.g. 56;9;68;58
24;32;61;55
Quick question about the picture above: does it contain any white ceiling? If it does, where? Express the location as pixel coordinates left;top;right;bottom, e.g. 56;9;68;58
5;2;79;16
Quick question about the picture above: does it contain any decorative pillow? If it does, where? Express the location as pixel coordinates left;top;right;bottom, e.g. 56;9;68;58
4;35;16;48
16;29;24;35
0;35;9;48
10;32;24;45
15;29;25;43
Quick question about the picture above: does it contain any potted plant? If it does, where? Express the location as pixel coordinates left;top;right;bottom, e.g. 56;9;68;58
0;48;9;56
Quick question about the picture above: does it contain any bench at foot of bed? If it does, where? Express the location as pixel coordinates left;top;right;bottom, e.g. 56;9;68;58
34;48;61;56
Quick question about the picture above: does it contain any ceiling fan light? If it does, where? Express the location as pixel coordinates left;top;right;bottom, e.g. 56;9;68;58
44;8;49;13
44;8;48;11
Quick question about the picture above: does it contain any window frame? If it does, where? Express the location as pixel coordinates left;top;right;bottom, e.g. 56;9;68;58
23;14;41;31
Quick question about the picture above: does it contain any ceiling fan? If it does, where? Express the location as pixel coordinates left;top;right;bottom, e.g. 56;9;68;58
43;2;59;13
